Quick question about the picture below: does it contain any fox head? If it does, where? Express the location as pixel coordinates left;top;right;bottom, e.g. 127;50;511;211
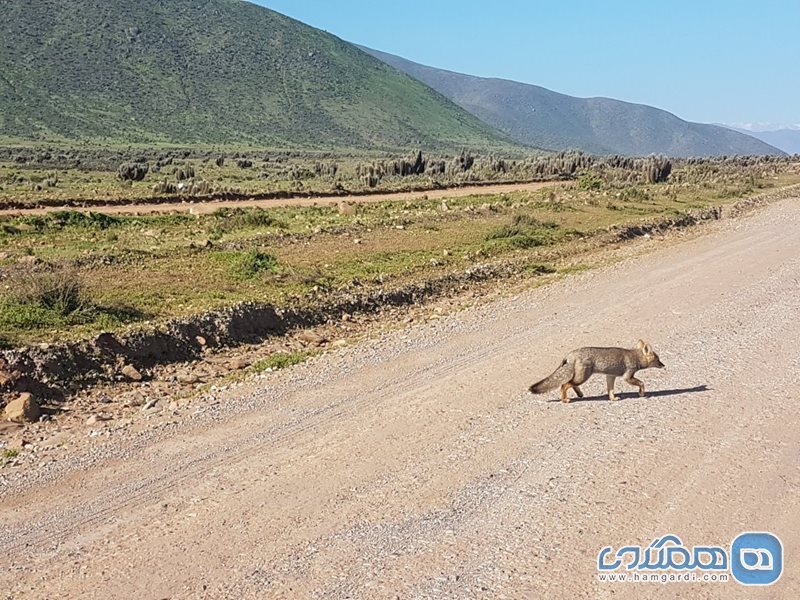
637;339;665;368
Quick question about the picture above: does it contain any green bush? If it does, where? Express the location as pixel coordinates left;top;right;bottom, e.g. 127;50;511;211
577;170;603;191
16;210;120;232
484;214;560;251
1;268;93;329
210;208;277;231
214;250;279;280
13;268;85;315
485;214;558;240
117;162;149;181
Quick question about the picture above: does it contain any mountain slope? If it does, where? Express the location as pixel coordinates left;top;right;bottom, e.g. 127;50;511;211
724;127;800;155
0;0;517;151
360;46;783;157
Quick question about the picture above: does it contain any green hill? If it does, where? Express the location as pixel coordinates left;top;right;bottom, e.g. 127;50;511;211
361;46;784;157
0;0;518;152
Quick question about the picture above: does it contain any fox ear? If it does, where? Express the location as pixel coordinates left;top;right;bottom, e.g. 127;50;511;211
637;339;646;349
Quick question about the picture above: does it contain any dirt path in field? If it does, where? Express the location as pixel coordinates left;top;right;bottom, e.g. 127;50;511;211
1;199;799;598
0;180;559;216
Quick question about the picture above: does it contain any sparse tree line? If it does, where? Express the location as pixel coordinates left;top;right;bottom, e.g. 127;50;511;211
353;151;677;188
1;145;797;198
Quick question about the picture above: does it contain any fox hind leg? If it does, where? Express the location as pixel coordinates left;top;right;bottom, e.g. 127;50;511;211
560;381;584;403
606;375;618;401
560;362;591;403
560;383;574;403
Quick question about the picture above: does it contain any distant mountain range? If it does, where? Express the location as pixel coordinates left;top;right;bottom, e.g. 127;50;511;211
721;127;800;155
360;46;784;157
0;0;516;152
0;0;787;157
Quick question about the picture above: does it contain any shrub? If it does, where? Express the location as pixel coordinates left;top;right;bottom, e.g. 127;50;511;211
183;179;212;195
153;180;178;194
17;211;120;232
485;214;559;250
0;268;94;329
577;170;603;191
117;162;149;181
3;448;20;458
363;173;380;188
250;351;311;372
214;250;279;280
12;268;85;315
454;150;475;172
486;215;558;240
175;165;195;181
208;208;278;233
391;151;426;176
644;157;672;183
314;161;338;177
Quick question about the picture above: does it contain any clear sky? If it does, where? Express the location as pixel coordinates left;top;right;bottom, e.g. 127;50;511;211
252;0;799;129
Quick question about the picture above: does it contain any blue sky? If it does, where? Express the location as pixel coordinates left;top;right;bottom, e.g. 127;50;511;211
253;0;799;129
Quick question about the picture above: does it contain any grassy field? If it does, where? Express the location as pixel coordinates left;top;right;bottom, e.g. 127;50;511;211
2;155;798;348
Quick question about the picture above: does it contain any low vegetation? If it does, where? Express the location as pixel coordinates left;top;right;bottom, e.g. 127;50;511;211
214;250;280;281
249;351;314;374
1;152;798;348
0;147;702;208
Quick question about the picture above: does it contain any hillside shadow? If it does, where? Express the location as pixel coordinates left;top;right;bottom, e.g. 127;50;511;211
546;384;710;404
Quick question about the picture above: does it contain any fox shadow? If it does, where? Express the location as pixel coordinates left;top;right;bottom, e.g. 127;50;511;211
545;384;710;404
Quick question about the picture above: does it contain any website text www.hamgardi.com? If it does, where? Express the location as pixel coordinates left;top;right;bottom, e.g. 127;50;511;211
598;572;730;583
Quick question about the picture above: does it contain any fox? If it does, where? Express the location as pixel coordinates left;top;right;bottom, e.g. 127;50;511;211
529;340;665;403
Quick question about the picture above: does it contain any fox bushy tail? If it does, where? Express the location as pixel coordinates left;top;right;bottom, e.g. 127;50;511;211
529;361;573;394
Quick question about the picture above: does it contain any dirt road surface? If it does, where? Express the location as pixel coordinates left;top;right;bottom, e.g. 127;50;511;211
1;199;799;598
0;181;558;216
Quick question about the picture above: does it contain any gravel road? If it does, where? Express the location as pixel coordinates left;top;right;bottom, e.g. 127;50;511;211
1;199;798;599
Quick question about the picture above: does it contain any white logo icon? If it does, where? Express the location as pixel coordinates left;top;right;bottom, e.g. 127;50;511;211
740;548;773;571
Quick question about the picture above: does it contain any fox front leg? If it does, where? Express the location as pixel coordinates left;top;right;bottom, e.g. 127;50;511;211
624;372;645;397
606;375;618;401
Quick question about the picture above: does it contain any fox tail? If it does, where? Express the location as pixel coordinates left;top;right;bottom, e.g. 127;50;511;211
529;360;574;394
